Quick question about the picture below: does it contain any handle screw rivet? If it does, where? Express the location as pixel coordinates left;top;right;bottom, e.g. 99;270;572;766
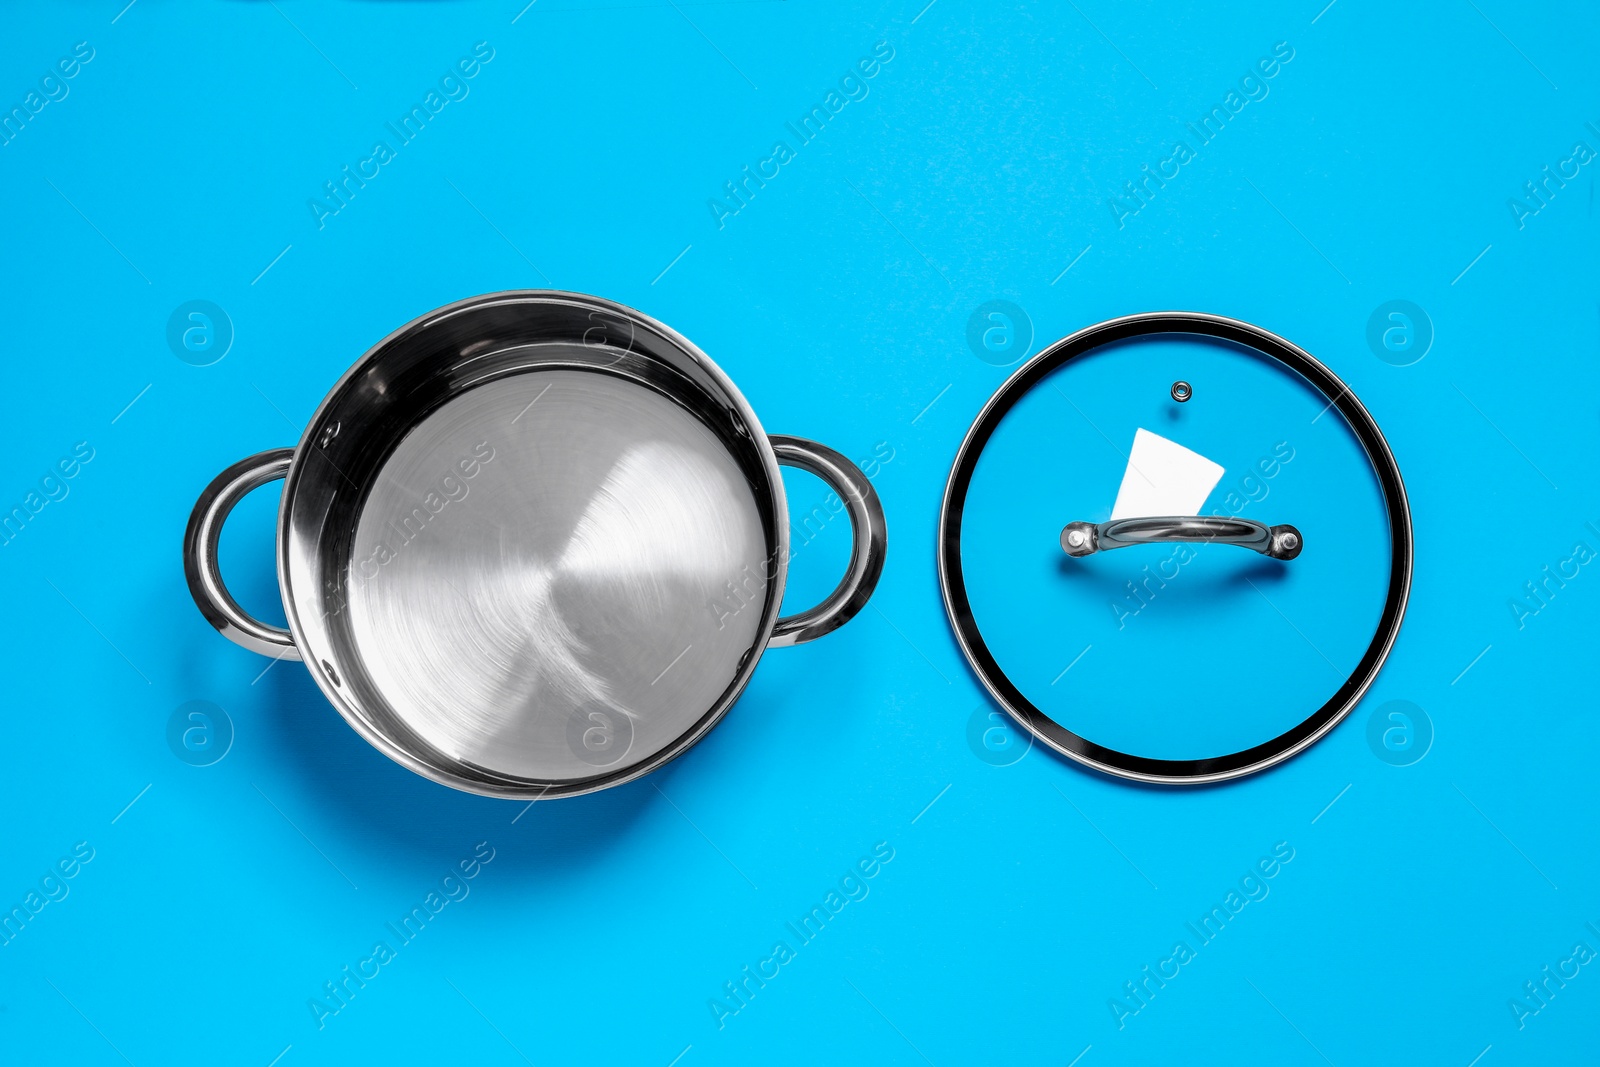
1171;381;1192;402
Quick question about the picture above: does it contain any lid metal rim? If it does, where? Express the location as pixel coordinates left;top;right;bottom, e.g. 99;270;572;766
937;310;1414;785
274;289;790;800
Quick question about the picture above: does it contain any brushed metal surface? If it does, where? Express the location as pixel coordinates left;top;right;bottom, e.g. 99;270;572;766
347;369;769;783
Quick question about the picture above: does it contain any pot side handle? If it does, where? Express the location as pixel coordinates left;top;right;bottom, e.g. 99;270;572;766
767;436;888;648
182;448;301;660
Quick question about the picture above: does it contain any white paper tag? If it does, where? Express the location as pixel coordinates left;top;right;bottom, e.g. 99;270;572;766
1109;428;1225;520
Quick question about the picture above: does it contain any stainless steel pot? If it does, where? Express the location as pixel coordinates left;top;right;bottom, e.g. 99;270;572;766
183;291;887;798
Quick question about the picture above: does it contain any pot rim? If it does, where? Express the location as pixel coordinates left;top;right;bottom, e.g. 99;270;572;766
275;289;792;799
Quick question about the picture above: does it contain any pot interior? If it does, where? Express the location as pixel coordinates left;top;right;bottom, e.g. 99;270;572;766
280;292;785;796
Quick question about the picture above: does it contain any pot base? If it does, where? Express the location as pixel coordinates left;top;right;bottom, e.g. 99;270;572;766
345;366;771;785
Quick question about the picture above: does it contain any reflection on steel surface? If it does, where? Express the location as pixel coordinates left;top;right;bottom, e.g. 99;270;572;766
1061;516;1303;561
350;371;768;784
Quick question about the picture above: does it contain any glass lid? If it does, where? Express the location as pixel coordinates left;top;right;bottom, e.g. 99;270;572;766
938;313;1413;784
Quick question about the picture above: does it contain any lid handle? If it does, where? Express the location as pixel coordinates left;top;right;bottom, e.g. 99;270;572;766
1061;516;1303;561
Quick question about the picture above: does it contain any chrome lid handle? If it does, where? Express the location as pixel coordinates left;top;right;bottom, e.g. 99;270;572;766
1061;516;1303;561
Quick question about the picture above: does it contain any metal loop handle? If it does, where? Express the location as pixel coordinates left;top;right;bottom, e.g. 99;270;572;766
183;448;301;659
1061;516;1303;561
768;436;888;647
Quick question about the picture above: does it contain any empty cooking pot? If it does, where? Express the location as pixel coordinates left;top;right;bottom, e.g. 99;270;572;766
184;291;887;798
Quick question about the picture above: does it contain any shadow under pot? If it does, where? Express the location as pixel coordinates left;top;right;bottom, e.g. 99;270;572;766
184;290;887;799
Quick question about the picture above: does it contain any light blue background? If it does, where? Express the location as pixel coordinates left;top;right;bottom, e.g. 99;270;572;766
1;1;1596;1064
